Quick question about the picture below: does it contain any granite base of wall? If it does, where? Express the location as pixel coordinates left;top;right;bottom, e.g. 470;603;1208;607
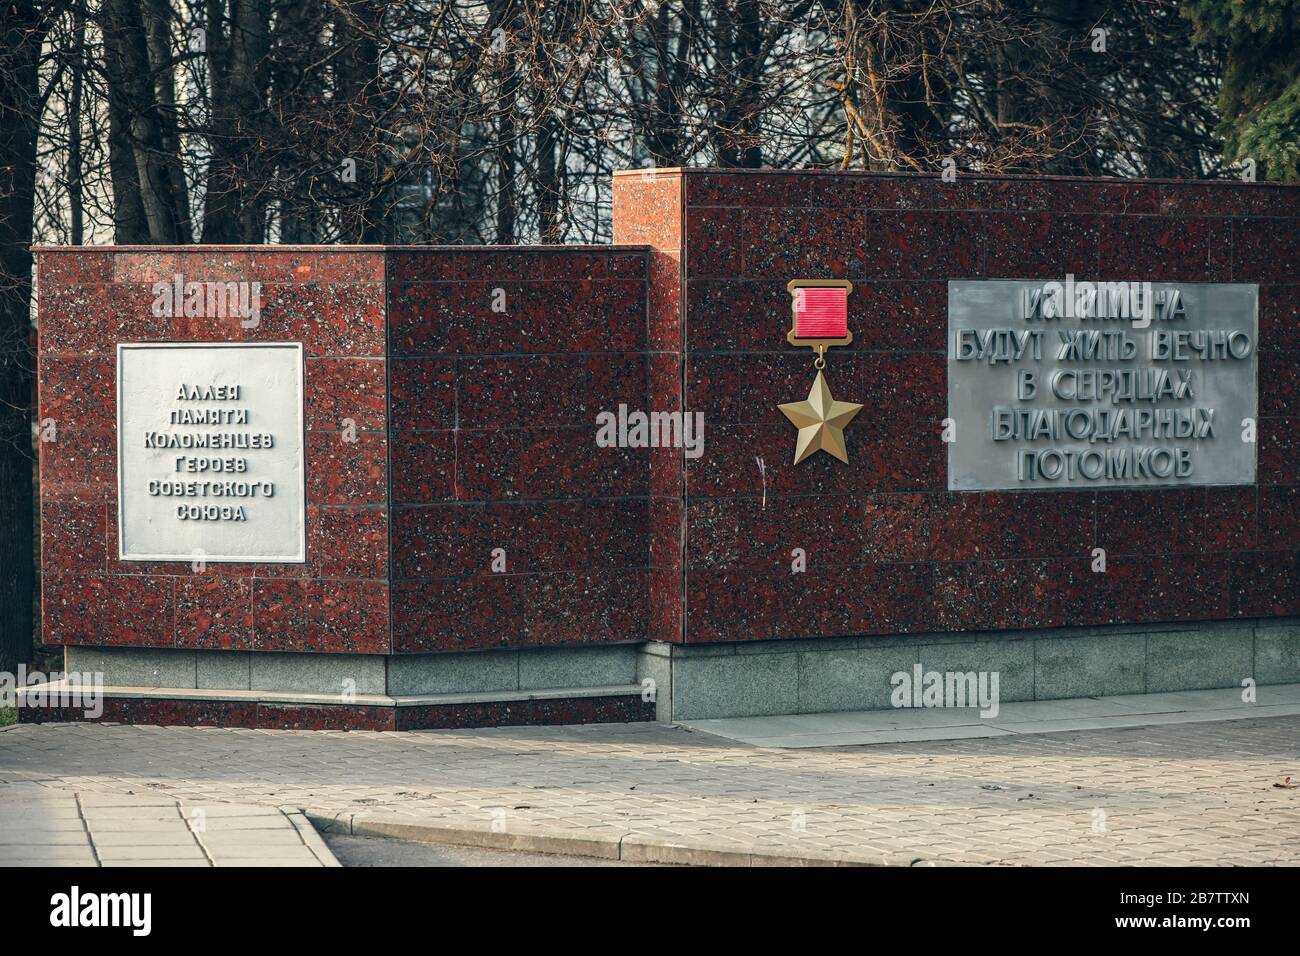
17;692;656;731
44;644;651;730
63;644;641;697
639;619;1300;722
50;620;1300;726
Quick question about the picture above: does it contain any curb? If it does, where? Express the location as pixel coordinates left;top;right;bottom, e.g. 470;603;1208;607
305;809;910;867
282;807;343;867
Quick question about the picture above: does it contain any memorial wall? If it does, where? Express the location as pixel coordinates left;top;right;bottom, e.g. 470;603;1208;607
30;169;1299;727
39;250;393;659
613;170;1297;652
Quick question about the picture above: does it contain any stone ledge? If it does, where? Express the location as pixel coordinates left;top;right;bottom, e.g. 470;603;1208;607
17;680;643;708
62;645;644;697
14;682;655;731
309;809;893;867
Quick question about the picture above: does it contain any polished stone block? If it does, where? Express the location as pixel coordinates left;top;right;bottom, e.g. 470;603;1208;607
670;651;799;721
613;169;1297;646
1034;632;1146;700
196;651;252;691
249;652;386;697
387;650;519;696
1254;623;1300;684
64;647;196;689
518;646;638;691
1145;625;1254;693
794;645;919;713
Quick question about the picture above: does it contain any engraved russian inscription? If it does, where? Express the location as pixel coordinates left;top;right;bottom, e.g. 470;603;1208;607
117;343;306;561
947;280;1257;491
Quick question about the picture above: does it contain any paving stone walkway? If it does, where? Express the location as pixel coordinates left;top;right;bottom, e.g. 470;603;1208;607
1;714;1296;866
0;781;338;867
682;685;1300;747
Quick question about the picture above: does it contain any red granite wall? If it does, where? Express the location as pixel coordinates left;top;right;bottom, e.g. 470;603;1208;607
613;169;1299;645
34;171;1300;660
37;248;391;654
612;175;686;644
37;245;661;658
385;247;657;653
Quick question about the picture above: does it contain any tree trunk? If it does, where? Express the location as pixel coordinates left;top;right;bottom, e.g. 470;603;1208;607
270;0;322;243
1038;0;1102;176
202;0;271;243
332;0;384;243
102;0;183;243
104;3;149;242
201;0;237;242
711;0;766;168
496;106;516;244
68;10;85;245
143;0;192;242
0;0;44;674
232;0;270;241
535;114;561;242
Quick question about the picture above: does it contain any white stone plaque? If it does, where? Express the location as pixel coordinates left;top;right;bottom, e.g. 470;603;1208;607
117;342;306;562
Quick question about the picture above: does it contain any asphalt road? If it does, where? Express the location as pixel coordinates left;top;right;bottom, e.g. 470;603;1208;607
322;832;666;867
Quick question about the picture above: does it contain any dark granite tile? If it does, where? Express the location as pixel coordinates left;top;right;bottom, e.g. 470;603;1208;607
38;356;114;427
1259;284;1300;351
391;430;457;503
1259;417;1300;485
389;278;647;355
390;357;455;431
39;428;116;502
524;570;646;646
1228;551;1299;618
1234;217;1297;281
37;250;114;285
684;569;775;644
390;575;525;653
252;579;388;653
306;431;387;505
41;500;106;574
394;695;655;730
176;576;254;650
983;212;1101;277
458;427;649;501
44;573;175;647
1259;350;1300;416
256;704;396;731
1098;216;1232;282
21;698;259;728
305;358;387;432
1259;485;1300;551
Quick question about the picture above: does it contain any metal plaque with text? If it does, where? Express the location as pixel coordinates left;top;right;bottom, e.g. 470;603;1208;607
117;342;306;562
947;280;1257;491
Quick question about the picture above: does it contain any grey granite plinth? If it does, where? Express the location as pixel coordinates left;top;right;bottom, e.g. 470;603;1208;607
641;617;1298;722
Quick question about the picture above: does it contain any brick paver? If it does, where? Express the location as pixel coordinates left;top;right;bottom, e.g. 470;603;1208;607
0;717;1296;865
0;772;338;867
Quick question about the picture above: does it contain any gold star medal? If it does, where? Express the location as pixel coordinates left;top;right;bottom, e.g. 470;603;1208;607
778;279;861;464
779;368;862;464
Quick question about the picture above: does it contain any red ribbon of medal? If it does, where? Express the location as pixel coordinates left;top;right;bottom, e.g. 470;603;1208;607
778;279;863;465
